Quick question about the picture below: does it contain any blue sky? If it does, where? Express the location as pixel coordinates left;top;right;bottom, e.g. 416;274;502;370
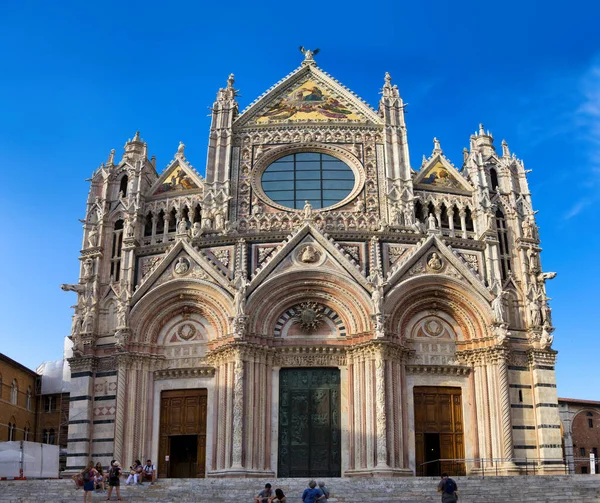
0;1;598;399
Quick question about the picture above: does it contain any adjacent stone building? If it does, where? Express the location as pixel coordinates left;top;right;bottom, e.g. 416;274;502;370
64;52;564;477
0;353;37;443
559;398;600;474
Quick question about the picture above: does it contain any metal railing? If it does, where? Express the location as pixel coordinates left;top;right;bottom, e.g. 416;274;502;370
417;457;571;477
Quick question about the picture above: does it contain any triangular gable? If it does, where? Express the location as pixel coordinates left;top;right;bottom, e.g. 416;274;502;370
131;240;233;306
235;64;382;127
386;234;492;301
247;223;370;295
147;158;204;198
414;155;473;194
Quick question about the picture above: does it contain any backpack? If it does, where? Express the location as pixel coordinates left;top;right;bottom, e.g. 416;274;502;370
444;478;457;494
82;470;91;483
109;467;119;481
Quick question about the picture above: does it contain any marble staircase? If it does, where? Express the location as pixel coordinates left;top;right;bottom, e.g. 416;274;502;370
1;475;599;503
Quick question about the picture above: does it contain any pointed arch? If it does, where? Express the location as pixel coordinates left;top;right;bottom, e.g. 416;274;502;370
387;275;492;344
129;279;232;348
246;269;371;336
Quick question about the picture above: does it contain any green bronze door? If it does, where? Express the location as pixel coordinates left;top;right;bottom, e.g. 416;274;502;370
278;368;341;477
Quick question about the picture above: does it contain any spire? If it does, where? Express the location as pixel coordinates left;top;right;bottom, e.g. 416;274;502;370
216;73;238;103
501;139;510;157
463;147;469;163
432;137;442;155
122;131;146;160
107;149;115;166
382;72;400;99
470;123;495;155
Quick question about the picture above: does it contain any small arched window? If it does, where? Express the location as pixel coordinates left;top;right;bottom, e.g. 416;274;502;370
43;429;49;444
110;219;124;282
49;429;56;445
26;386;32;410
495;208;512;281
8;417;16;441
10;379;18;405
24;422;30;441
490;168;499;192
587;412;594;428
119;175;128;197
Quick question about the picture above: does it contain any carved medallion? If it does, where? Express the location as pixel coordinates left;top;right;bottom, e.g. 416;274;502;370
426;252;443;272
291;302;325;333
173;257;191;276
176;323;197;341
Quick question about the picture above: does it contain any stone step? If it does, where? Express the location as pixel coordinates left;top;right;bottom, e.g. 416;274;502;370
1;476;599;503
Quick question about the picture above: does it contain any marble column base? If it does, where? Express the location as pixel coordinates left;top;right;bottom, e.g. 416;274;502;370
344;467;414;477
206;469;276;478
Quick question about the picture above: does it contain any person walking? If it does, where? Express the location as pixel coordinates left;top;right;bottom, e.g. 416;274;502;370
437;472;458;503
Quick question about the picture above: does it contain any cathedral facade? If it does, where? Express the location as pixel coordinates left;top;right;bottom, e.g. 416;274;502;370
64;53;563;478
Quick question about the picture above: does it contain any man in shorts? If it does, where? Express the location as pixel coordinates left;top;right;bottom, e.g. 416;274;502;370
141;459;156;485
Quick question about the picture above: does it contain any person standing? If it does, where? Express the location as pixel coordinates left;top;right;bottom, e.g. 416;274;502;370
437;472;458;503
80;460;97;503
106;460;123;501
302;480;325;503
317;481;329;501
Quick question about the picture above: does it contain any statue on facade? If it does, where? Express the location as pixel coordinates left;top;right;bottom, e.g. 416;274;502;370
191;222;202;238
303;200;313;219
87;226;99;248
427;252;443;271
521;217;533;238
233;272;248;317
528;297;542;326
82;259;93;278
116;301;128;328
300;244;318;263
83;312;95;333
299;46;320;62
540;323;554;349
124;217;134;238
177;218;188;234
355;199;365;213
368;270;386;315
214;211;224;230
427;213;437;230
492;290;508;324
174;257;190;275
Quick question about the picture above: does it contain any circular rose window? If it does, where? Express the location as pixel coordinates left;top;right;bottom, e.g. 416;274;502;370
260;152;355;210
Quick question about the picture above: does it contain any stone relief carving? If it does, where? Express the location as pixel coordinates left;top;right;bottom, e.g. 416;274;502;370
174;257;191;276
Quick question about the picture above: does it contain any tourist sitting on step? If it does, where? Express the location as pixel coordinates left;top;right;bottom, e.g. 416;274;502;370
141;459;157;485
94;462;106;492
317;482;329;501
269;488;286;503
302;480;326;503
126;459;143;485
255;483;273;503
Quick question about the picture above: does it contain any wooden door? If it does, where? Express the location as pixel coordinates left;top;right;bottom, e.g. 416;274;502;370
158;389;207;478
414;386;465;476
